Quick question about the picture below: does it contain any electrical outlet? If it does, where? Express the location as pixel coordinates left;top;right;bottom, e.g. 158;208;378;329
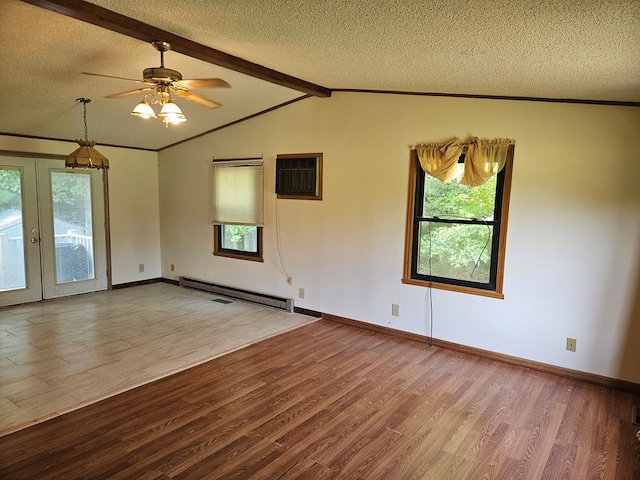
392;304;400;316
298;288;305;299
171;264;175;272
566;337;576;352
138;263;144;273
287;277;293;285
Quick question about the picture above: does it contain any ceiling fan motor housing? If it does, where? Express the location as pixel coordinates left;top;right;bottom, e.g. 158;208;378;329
143;67;182;83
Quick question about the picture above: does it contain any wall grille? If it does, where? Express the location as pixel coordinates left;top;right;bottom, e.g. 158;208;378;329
275;153;323;200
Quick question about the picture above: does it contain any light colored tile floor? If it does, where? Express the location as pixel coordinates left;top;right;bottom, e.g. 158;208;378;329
0;282;316;436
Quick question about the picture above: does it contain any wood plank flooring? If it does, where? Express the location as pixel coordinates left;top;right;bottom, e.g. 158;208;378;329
0;283;315;436
1;320;638;479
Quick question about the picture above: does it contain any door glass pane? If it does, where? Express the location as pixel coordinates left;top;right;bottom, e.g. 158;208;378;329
0;169;26;291
51;172;94;283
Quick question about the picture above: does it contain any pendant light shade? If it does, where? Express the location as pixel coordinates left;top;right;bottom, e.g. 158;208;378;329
66;139;109;169
66;98;109;170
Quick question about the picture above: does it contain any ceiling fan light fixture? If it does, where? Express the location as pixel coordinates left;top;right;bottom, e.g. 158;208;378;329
158;99;183;117
163;113;187;126
131;99;157;119
157;99;187;127
96;41;227;127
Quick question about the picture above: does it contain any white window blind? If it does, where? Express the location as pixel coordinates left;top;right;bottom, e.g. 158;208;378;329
211;159;263;226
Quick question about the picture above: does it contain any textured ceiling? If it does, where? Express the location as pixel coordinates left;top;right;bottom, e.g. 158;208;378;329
1;0;638;150
0;1;303;151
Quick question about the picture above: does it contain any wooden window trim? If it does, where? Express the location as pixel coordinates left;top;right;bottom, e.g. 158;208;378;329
213;225;264;262
402;145;514;298
276;153;323;200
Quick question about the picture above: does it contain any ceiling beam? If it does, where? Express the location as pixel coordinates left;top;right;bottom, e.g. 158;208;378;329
21;0;332;98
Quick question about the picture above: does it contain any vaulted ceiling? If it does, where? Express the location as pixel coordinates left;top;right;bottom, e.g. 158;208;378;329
1;0;638;151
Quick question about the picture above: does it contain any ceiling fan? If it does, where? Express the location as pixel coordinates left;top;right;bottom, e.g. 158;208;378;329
83;41;231;126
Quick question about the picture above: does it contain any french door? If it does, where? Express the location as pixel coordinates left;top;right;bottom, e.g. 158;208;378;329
0;156;107;307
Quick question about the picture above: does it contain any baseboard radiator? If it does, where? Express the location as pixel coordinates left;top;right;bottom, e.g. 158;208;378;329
179;276;294;313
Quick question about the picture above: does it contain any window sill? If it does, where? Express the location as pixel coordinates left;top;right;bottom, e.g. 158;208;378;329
401;278;504;299
213;251;264;263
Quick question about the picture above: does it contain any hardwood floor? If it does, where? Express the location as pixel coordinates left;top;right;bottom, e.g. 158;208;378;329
1;320;638;479
0;283;315;436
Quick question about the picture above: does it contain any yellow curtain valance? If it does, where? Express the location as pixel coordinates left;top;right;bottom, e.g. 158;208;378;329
414;137;513;187
415;137;464;183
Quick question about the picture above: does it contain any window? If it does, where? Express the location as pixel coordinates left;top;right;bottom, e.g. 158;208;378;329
403;145;514;298
211;159;263;262
214;225;262;260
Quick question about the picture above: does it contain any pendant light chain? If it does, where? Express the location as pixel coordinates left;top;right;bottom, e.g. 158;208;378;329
78;97;90;142
83;101;88;141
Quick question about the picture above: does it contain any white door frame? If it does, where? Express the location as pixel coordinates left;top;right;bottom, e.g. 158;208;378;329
0;154;110;306
38;158;108;299
0;157;42;306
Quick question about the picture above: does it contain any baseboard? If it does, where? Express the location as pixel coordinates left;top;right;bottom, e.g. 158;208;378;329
294;307;322;318
160;278;180;286
323;313;428;343
322;313;640;395
112;278;164;289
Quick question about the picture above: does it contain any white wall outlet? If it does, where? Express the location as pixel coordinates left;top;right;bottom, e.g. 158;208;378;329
392;304;400;316
566;337;577;352
138;263;144;273
171;264;175;272
298;288;305;299
287;276;293;285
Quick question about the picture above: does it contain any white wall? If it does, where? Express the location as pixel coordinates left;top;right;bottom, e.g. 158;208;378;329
158;92;640;384
0;135;161;285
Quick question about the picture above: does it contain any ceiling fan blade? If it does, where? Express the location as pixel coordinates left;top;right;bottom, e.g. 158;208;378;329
173;78;231;89
81;72;150;84
105;87;154;99
174;90;222;109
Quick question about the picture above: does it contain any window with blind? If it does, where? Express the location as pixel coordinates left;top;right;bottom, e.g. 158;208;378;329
211;159;264;261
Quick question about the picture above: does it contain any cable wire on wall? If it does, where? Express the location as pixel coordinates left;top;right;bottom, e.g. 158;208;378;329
470;218;491;278
425;215;491;347
274;195;291;280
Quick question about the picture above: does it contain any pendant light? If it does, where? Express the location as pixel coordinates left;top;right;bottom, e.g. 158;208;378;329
66;98;109;170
